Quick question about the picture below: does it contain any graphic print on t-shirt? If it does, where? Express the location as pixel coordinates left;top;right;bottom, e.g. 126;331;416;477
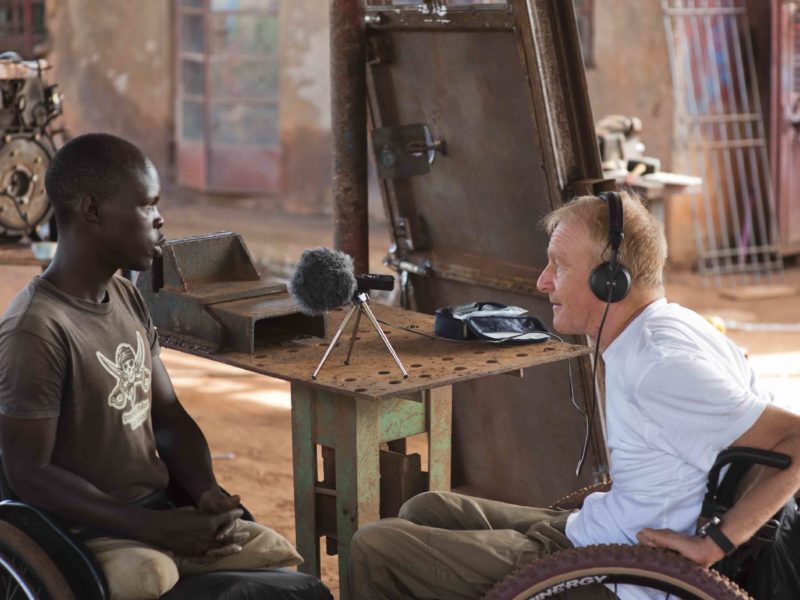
96;331;152;430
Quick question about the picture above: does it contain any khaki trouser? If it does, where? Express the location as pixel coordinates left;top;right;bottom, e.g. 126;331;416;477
85;519;303;600
347;491;616;600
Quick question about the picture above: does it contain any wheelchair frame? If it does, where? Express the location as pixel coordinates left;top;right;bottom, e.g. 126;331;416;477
485;447;793;600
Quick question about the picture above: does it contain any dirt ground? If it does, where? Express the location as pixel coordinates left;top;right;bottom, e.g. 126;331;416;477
1;227;798;598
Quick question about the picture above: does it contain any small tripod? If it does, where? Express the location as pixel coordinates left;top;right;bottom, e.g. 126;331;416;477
311;292;409;380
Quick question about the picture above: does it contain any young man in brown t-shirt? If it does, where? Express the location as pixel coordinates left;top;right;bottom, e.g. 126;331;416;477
0;133;303;599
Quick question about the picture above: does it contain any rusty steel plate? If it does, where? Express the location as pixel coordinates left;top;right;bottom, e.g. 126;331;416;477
159;302;589;401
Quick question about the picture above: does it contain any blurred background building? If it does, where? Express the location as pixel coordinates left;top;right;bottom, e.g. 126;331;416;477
0;0;797;271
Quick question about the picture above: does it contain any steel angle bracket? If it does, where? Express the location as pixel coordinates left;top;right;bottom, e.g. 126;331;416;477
137;231;326;354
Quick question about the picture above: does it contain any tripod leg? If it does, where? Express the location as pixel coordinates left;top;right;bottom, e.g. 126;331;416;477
344;307;363;366
359;301;409;378
312;303;359;379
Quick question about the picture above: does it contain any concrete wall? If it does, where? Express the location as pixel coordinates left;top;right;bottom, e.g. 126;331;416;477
585;0;674;172
45;0;174;176
278;2;333;215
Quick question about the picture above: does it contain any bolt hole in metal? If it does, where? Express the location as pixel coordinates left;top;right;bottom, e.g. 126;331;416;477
454;366;466;371
378;370;390;375
487;359;499;364
543;347;555;352
419;374;431;379
345;378;357;382
354;388;367;393
389;380;401;385
410;363;422;368
8;170;31;197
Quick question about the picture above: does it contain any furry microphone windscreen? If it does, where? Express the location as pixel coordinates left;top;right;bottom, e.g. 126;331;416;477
289;247;358;315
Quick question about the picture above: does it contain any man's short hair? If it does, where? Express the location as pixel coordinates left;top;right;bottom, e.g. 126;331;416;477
542;191;668;292
44;133;148;226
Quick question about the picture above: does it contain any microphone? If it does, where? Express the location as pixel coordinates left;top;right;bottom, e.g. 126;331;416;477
289;247;357;316
291;247;406;379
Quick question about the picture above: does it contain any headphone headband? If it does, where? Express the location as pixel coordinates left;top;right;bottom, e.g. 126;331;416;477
588;190;631;304
598;191;624;252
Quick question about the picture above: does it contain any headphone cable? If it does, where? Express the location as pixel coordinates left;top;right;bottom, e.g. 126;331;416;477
575;272;615;478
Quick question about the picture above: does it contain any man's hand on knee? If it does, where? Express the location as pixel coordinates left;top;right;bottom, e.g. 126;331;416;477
150;505;247;558
198;486;242;515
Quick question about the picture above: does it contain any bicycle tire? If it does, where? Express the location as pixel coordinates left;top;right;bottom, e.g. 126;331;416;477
0;521;74;600
485;544;752;600
549;482;613;511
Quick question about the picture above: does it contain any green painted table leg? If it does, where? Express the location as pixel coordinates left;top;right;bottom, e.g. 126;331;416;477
334;393;381;600
291;383;320;577
427;385;453;491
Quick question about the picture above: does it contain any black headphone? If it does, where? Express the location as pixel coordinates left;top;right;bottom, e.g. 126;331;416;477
588;191;631;303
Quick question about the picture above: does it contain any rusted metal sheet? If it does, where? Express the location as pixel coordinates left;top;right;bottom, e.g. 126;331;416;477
363;0;608;505
332;0;369;274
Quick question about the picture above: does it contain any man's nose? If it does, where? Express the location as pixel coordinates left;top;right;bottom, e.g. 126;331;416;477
153;208;165;229
537;266;552;293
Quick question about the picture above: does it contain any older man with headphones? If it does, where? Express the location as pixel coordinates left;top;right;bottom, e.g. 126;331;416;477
346;191;800;600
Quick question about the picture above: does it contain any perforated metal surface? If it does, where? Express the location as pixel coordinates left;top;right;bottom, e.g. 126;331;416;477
159;302;589;401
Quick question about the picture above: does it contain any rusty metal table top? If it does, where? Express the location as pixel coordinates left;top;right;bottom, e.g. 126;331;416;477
160;303;590;400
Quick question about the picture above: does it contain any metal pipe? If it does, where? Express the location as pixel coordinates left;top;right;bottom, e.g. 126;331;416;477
723;0;768;281
662;0;709;283
733;0;785;280
331;0;369;275
672;0;726;285
700;0;753;284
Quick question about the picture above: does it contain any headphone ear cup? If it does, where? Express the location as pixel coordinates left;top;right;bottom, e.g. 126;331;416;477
589;262;632;303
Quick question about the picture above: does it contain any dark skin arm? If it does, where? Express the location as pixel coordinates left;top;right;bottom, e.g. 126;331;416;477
0;356;247;557
150;356;247;518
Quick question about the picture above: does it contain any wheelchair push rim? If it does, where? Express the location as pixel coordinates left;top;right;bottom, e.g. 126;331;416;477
0;521;75;600
485;544;752;600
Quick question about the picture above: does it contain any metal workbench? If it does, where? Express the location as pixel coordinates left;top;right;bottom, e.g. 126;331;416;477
160;302;589;599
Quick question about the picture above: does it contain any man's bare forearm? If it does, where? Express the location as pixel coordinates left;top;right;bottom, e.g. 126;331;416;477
718;432;800;547
154;408;219;504
10;462;165;543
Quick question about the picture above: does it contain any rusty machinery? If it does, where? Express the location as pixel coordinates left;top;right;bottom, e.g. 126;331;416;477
0;51;63;241
331;0;617;506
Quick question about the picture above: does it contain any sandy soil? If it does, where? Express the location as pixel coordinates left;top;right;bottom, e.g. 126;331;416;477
1;256;798;599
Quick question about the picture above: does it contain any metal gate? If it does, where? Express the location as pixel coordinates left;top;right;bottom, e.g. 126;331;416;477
362;0;610;505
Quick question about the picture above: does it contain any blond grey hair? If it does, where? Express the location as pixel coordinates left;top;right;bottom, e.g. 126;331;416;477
542;191;668;292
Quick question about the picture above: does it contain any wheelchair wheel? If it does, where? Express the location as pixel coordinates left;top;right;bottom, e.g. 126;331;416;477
485;545;752;600
0;521;74;600
549;482;612;511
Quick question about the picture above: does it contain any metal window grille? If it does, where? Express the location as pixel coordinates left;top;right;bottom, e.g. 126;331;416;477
663;0;784;287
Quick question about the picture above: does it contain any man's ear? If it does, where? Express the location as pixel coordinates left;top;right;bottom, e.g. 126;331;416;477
80;194;102;223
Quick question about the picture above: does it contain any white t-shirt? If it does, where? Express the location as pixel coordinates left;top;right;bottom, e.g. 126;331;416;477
565;299;770;600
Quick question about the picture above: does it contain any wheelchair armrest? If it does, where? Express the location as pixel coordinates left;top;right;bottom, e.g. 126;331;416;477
703;447;791;518
0;500;107;600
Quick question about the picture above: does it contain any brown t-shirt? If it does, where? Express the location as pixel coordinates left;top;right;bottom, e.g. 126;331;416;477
0;276;169;503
